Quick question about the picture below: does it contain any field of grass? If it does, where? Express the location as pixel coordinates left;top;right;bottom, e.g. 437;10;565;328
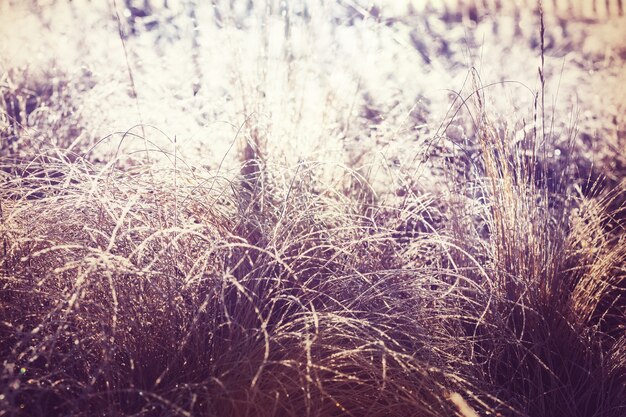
1;1;625;416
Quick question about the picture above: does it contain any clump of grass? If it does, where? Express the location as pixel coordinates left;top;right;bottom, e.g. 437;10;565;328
431;67;626;416
0;149;473;416
2;116;623;416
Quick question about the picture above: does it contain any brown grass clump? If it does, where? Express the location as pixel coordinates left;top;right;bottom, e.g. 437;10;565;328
429;69;626;416
1;117;624;416
0;151;465;416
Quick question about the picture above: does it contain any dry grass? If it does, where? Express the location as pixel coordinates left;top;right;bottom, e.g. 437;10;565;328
1;1;625;417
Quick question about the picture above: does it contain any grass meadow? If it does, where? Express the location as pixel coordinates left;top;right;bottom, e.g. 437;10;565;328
1;1;625;416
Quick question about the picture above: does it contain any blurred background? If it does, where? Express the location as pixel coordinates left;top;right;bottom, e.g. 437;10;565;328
1;0;625;194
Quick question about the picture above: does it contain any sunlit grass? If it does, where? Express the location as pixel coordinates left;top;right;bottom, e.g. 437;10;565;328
1;1;625;416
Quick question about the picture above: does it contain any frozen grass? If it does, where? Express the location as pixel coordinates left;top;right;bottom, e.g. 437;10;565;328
1;121;624;417
1;1;626;416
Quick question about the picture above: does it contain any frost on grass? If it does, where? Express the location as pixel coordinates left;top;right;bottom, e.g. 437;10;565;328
1;1;625;417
